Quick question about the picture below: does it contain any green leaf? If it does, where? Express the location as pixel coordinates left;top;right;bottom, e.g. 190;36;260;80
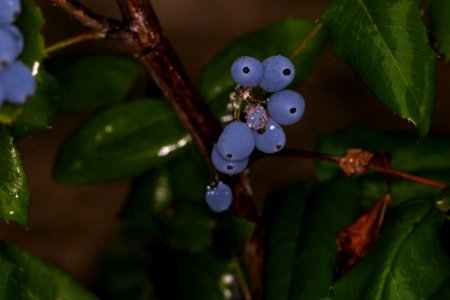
50;54;143;111
287;177;361;300
198;17;327;118
424;0;450;59
322;0;435;135
316;127;450;206
0;126;28;226
264;183;310;300
53;99;188;184
264;178;361;300
0;242;97;299
166;205;215;253
331;198;450;300
16;0;46;67
177;252;230;300
10;71;64;139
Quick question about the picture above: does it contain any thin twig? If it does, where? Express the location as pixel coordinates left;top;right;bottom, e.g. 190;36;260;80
277;148;447;189
231;257;252;300
49;0;126;38
46;31;104;54
289;20;324;60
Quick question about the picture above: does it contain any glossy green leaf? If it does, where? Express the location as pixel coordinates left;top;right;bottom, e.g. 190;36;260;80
264;178;361;300
177;252;230;300
331;198;450;300
198;17;327;118
166;205;215;253
50;54;143;111
10;71;64;139
322;0;435;135
424;0;450;59
53;99;188;184
213;214;256;257
0;126;28;226
0;242;97;299
16;0;46;67
287;177;361;300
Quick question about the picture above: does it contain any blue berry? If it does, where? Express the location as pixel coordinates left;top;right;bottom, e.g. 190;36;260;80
216;121;255;161
259;55;295;92
212;145;248;175
0;26;19;68
0;0;21;24
246;103;268;130
254;118;286;153
231;56;264;87
0;84;5;107
0;61;36;104
268;90;305;125
4;25;24;58
205;181;233;212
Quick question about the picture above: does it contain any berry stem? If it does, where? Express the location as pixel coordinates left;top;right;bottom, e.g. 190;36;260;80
277;148;447;189
45;31;105;54
289;20;324;60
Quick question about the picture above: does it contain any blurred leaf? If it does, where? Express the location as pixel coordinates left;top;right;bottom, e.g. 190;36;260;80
53;99;188;184
264;178;361;300
316;127;450;206
0;242;97;299
50;54;143;111
198;17;327;119
0;126;28;226
213;214;256;257
424;0;450;59
430;276;450;300
10;71;64;139
322;0;435;136
95;235;157;300
331;198;450;299
0;105;23;126
166;205;215;253
120;168;171;233
16;0;46;67
121;148;209;232
177;252;230;300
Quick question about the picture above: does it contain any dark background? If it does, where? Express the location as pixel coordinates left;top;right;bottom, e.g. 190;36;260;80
0;0;449;288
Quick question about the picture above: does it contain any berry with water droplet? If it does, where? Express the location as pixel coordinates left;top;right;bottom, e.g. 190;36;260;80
205;181;233;212
254;118;286;153
0;61;36;104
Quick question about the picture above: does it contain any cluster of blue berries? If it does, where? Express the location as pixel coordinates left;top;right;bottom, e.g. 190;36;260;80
205;55;305;212
0;0;36;107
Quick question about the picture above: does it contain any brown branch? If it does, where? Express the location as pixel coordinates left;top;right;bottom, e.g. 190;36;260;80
277;148;447;189
49;0;126;38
